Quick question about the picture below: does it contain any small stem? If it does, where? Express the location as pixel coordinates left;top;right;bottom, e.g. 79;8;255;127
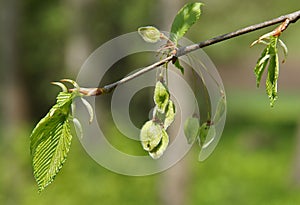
76;10;300;96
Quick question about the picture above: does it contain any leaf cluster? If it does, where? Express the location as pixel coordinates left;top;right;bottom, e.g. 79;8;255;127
252;36;288;106
138;2;204;159
140;81;175;159
183;95;225;159
30;80;94;192
138;2;203;74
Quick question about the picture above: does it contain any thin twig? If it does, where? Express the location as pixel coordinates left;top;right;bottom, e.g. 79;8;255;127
176;10;300;57
75;10;300;96
73;55;174;96
103;55;173;93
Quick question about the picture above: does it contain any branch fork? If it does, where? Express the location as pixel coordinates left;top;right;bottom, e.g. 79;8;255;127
69;10;300;97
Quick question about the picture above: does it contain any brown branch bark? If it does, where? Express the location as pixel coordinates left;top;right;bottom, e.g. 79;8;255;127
75;10;300;96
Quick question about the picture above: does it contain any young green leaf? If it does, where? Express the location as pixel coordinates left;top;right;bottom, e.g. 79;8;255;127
30;91;75;192
266;37;279;107
164;100;176;129
254;46;270;87
140;120;164;152
170;2;203;45
154;81;170;113
252;34;284;106
138;26;161;43
184;116;200;144
149;129;169;159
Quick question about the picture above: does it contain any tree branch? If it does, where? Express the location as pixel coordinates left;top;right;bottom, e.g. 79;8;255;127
75;10;300;96
176;10;300;57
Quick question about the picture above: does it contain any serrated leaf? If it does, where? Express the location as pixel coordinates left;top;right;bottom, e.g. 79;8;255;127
33;117;72;192
170;2;203;45
164;100;176;129
154;81;170;113
55;92;74;107
138;26;161;43
173;58;185;74
266;37;279;107
184;116;200;144
254;46;270;87
30;91;75;192
31;92;73;154
140;120;164;152
149;129;169;159
30;114;71;192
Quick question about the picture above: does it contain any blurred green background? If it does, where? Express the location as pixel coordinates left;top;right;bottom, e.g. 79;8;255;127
1;0;300;204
